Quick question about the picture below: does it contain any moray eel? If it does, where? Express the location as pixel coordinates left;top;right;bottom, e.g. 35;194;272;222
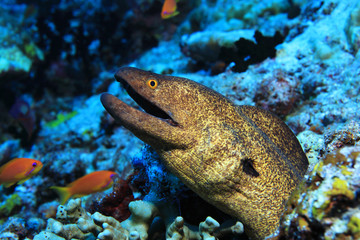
101;67;309;239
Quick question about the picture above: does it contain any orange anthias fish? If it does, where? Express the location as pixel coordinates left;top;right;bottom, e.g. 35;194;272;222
0;158;43;188
161;0;179;19
50;170;118;204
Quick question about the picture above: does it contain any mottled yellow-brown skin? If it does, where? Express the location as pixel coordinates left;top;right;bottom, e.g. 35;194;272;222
101;67;309;239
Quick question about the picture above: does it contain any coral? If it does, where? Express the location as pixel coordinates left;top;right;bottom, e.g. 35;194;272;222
131;40;190;74
88;178;136;222
55;198;88;222
0;2;43;76
0;140;21;163
297;130;325;166
179;0;296;35
34;231;66;240
38;201;59;219
285;58;360;135
0;231;20;240
278;146;360;239
0;46;32;75
180;29;255;63
35;199;95;240
26;217;46;236
254;68;301;117
34;197;244;240
54;95;105;141
0;217;28;239
345;1;360;55
131;145;187;202
82;212;127;239
166;216;242;240
167;216;197;239
45;218;92;239
323;150;355;167
121;200;159;239
324;120;360;152
199;217;220;239
34;198;152;240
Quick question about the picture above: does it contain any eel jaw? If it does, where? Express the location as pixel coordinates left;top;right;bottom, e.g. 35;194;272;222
115;74;179;127
100;86;183;148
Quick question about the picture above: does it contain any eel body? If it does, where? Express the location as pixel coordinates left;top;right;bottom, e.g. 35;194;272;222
101;67;309;239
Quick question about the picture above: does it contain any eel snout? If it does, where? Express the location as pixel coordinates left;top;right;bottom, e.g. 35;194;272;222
101;91;183;147
100;68;187;147
100;93;133;123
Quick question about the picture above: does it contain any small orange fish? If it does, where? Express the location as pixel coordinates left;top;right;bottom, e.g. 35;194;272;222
50;170;118;204
161;0;179;19
0;158;43;188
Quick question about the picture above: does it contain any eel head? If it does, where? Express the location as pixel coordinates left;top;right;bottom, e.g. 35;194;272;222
101;67;227;150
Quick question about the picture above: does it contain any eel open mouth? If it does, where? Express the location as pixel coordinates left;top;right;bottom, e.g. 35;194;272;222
115;75;179;127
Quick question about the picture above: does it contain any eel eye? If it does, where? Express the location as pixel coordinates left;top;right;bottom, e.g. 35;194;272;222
146;79;158;89
32;162;37;167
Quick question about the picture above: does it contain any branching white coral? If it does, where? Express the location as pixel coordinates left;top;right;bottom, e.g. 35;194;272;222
34;198;243;240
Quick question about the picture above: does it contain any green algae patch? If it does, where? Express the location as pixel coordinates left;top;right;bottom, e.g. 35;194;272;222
310;177;355;221
45;111;78;128
23;42;44;60
348;214;360;234
0;193;22;217
327;178;355;200
340;166;353;176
